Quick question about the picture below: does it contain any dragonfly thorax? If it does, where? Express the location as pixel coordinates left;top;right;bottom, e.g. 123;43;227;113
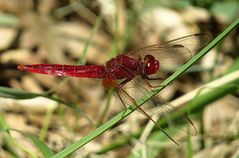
105;54;142;79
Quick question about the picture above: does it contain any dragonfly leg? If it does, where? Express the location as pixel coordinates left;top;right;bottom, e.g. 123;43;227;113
119;78;132;86
119;78;135;111
144;75;164;81
116;90;127;109
142;75;165;88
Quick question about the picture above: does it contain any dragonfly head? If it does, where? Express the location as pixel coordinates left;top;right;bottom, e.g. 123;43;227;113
143;55;160;75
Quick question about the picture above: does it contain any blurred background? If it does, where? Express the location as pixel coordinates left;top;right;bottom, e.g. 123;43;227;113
0;0;238;158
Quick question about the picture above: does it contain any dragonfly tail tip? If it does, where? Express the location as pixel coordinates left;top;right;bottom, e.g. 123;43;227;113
17;65;26;70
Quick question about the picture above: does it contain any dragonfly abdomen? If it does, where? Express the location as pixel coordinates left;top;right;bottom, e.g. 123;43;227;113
17;64;106;78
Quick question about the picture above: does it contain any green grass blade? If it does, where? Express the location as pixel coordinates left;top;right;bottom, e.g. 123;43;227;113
0;86;79;111
183;73;239;114
12;129;55;158
51;18;238;158
78;16;102;64
125;70;239;158
0;114;54;157
0;12;18;26
0;86;93;122
0;86;44;99
39;107;55;142
0;113;10;133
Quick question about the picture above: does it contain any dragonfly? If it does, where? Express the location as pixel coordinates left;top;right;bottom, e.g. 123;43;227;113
18;33;210;145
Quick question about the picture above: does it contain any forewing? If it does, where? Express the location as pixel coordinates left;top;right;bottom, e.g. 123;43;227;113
128;33;211;70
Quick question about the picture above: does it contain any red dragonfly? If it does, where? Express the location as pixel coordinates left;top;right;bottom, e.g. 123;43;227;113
18;33;210;145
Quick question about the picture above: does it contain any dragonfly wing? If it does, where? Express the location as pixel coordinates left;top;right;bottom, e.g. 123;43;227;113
123;77;197;136
154;44;192;71
149;94;197;136
128;33;211;70
106;61;195;144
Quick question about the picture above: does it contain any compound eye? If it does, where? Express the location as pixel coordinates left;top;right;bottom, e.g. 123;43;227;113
144;55;159;75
